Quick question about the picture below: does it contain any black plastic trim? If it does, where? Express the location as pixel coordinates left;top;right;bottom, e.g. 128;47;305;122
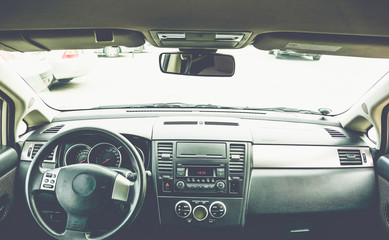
377;155;389;181
0;146;18;176
377;104;389;159
0;90;16;147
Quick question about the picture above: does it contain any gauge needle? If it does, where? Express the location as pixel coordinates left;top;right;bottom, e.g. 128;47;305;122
79;158;87;163
100;158;111;165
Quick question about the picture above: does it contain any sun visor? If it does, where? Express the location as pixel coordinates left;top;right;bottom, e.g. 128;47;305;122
253;32;389;58
0;32;43;52
0;29;145;52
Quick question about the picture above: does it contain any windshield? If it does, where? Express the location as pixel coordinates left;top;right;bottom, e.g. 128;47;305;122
2;45;389;114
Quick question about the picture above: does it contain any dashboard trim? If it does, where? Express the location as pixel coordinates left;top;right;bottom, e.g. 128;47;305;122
252;145;373;168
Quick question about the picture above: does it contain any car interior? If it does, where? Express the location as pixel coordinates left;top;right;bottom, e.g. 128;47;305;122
1;0;389;239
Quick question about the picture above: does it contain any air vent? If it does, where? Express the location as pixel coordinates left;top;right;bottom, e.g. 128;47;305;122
126;109;193;113
229;144;245;175
42;124;64;134
325;128;347;138
164;121;198;125
157;142;173;172
125;109;266;115
204;121;239;126
338;149;362;165
31;144;54;161
199;110;266;115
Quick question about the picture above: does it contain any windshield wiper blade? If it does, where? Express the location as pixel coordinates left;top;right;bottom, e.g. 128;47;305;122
93;102;236;109
241;107;321;115
94;103;321;115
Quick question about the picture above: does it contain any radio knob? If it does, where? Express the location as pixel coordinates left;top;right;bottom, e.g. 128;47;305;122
176;180;185;190
215;181;226;190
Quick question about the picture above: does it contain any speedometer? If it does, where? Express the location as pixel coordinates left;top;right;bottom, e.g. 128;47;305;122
88;143;122;167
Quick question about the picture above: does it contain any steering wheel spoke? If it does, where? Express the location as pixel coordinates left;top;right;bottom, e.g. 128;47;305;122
29;167;61;193
112;174;134;203
65;213;89;232
39;168;61;192
61;225;89;240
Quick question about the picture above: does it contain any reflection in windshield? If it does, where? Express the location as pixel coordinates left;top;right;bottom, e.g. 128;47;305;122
3;45;389;114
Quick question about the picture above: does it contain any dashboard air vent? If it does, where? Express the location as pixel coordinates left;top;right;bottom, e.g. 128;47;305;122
42;124;65;134
164;121;198;125
325;128;346;138
31;143;54;161
229;144;245;175
126;109;193;113
204;121;239;126
157;142;173;172
338;149;362;165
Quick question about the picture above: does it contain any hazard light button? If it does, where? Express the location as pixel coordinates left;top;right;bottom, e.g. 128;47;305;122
162;180;173;192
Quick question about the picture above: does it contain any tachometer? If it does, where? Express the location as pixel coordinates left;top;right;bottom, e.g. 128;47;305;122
88;143;122;167
64;144;91;165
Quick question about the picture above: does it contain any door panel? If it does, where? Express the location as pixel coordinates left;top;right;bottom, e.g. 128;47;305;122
0;146;18;223
377;155;389;236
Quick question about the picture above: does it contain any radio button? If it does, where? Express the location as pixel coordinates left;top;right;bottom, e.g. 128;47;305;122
216;168;225;177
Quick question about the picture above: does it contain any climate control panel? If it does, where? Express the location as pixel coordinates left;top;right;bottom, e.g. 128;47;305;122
158;197;243;227
174;200;227;222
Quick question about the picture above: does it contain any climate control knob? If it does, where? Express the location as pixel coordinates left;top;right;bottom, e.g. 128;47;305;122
215;181;226;190
209;201;226;218
193;205;208;221
175;200;192;218
176;180;185;190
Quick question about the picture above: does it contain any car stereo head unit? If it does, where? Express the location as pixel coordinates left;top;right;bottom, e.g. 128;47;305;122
174;163;227;193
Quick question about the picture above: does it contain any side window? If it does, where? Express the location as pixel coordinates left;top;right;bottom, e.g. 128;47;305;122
367;126;378;144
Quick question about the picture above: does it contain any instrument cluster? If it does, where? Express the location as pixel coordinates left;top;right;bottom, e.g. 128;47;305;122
60;136;149;169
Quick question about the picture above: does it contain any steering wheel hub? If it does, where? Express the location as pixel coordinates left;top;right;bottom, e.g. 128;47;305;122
73;173;96;196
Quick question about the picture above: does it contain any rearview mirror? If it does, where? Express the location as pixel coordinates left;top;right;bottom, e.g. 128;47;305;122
159;52;235;77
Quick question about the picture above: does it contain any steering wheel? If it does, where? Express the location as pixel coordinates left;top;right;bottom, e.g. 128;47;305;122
25;127;147;240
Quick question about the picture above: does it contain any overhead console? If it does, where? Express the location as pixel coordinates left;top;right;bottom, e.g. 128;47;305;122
153;141;249;228
150;30;251;48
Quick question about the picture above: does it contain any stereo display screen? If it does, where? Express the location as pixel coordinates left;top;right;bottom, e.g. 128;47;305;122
188;167;214;177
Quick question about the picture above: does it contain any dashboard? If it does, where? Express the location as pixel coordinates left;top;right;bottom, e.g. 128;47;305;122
16;109;379;239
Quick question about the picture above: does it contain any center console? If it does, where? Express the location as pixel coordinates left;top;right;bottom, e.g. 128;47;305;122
153;141;249;228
